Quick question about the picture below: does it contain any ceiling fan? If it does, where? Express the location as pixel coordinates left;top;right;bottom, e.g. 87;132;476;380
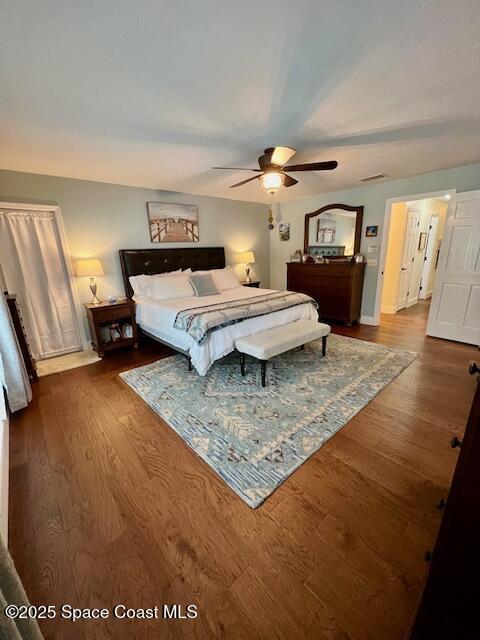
212;146;338;191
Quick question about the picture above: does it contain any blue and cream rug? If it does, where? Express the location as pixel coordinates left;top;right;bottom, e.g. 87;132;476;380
120;335;416;508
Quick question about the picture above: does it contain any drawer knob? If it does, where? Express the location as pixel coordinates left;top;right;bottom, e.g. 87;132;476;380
469;361;480;375
451;436;462;449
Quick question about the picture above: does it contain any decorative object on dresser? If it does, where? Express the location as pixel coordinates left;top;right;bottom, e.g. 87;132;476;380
241;280;260;288
408;362;480;639
74;258;104;304
5;294;38;382
147;202;199;243
234;251;255;283
84;299;138;356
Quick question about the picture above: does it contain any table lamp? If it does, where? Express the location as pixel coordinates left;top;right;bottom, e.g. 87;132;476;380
75;258;104;304
235;251;255;283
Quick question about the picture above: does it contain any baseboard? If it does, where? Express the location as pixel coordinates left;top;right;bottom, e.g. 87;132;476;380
381;305;397;314
359;315;378;326
419;290;433;300
407;296;419;308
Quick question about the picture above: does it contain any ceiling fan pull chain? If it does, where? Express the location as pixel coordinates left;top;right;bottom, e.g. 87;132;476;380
268;194;275;230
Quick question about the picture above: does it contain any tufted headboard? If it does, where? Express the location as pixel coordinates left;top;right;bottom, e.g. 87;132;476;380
119;247;226;298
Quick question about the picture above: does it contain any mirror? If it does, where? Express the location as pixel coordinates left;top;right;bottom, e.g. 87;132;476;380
304;203;363;258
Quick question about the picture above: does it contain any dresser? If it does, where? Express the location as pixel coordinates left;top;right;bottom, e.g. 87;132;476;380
408;362;480;639
287;261;365;324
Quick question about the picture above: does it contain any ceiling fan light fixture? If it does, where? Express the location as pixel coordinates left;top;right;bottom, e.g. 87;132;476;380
260;171;285;191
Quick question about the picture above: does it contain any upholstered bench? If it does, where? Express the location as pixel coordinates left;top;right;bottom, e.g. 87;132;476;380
235;319;331;387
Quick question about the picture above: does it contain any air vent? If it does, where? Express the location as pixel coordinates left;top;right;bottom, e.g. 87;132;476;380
359;173;389;182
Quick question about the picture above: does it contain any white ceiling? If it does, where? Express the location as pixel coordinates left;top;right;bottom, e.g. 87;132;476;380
1;0;480;203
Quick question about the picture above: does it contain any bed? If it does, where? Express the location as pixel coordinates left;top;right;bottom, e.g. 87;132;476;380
119;247;318;375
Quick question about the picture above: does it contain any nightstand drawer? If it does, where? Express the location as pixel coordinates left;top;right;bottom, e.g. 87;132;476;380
93;305;132;323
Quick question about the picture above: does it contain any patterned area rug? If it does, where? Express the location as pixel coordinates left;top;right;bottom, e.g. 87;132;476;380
120;334;416;508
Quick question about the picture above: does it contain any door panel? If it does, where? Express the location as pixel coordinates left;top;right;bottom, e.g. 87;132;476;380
446;226;473;270
397;209;419;311
427;190;480;344
464;286;480;329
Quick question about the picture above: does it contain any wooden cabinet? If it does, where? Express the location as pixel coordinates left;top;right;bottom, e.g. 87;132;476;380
287;262;365;324
5;294;38;382
84;299;138;356
408;362;480;639
241;281;261;288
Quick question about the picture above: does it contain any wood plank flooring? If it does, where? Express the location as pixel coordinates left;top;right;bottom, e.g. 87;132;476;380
9;301;477;640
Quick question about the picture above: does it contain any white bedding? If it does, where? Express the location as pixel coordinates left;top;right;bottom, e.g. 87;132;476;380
135;286;318;375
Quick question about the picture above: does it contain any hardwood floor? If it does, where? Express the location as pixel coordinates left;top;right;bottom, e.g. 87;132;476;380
9;301;477;640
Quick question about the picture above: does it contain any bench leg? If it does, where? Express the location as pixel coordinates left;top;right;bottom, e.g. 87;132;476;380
260;360;267;387
240;353;245;376
300;344;305;351
187;356;192;371
322;335;327;357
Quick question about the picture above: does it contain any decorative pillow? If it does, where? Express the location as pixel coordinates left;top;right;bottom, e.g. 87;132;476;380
212;266;241;291
189;273;220;297
148;273;194;300
129;269;186;298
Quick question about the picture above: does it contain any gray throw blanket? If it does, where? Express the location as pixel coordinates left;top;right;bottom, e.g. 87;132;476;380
174;290;318;345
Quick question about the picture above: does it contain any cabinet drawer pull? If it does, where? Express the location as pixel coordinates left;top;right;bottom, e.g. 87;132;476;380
469;361;480;375
450;436;462;449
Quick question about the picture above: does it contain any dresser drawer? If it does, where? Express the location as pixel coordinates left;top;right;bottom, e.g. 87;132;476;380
92;305;132;323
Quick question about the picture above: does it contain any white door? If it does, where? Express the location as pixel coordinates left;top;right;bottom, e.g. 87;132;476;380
427;190;480;345
419;215;439;299
396;209;419;311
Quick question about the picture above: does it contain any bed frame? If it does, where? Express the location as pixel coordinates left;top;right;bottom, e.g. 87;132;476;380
119;247;226;361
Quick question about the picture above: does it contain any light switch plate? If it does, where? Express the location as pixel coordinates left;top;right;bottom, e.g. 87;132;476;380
367;245;379;254
367;259;378;266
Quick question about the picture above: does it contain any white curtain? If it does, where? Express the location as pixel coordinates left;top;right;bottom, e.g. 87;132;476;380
0;209;81;360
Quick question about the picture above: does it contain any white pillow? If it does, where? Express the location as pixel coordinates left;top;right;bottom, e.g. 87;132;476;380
212;266;241;291
148;273;194;300
129;269;187;297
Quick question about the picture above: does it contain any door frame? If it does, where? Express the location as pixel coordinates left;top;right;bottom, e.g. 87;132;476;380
0;201;89;351
373;188;457;326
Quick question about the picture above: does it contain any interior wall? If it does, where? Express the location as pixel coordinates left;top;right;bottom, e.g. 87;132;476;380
271;161;480;320
381;202;407;313
0;169;270;342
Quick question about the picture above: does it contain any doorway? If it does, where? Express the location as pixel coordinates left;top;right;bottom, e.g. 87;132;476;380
379;195;450;323
0;204;83;360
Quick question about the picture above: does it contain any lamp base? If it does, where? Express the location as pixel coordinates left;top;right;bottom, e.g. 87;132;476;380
245;266;251;283
89;280;100;304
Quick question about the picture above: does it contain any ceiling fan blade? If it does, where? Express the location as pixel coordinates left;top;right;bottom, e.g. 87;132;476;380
282;174;298;187
212;167;262;171
230;174;263;188
283;160;338;172
271;146;296;167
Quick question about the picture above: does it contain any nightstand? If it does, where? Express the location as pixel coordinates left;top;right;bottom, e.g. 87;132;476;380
84;299;138;356
241;281;261;288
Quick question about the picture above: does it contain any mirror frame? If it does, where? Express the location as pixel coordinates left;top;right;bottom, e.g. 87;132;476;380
303;203;364;256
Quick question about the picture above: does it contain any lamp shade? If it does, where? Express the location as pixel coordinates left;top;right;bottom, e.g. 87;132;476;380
74;258;104;277
235;251;255;264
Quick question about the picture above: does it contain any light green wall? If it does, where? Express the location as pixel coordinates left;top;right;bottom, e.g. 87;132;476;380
0;168;269;286
271;162;480;318
0;169;269;341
